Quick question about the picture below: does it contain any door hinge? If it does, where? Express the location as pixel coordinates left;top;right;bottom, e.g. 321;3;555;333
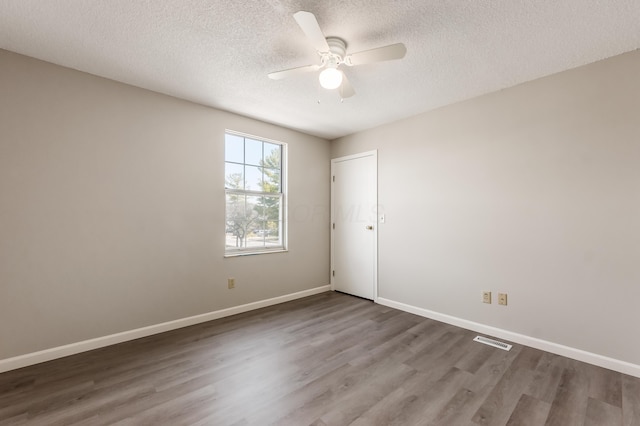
332;175;335;182
332;223;335;230
332;270;335;277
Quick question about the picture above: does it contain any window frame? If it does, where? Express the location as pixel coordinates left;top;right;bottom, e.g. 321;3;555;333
224;130;287;257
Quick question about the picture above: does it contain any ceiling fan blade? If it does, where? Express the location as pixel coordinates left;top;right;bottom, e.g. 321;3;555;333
339;74;356;99
268;64;320;80
294;11;330;52
344;43;407;66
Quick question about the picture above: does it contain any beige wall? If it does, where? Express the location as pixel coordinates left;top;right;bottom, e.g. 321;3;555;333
0;50;330;360
332;50;640;365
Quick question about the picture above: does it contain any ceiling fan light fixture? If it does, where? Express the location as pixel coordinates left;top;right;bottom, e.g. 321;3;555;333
268;11;406;99
319;67;343;90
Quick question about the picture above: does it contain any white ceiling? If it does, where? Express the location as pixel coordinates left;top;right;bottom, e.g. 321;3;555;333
1;1;639;140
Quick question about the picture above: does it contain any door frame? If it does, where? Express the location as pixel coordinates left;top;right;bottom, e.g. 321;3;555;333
330;150;378;301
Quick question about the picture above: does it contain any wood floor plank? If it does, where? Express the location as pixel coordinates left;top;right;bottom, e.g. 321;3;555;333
0;413;28;426
278;358;416;426
505;394;551;426
403;366;477;424
584;397;622;426
429;346;523;426
585;362;623;408
544;366;590;426
471;347;543;425
352;366;474;426
429;386;477;425
623;374;640;426
346;376;425;425
456;344;496;375
525;353;564;404
464;344;524;395
0;291;638;426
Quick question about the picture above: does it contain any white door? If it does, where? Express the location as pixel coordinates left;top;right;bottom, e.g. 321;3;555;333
331;151;377;300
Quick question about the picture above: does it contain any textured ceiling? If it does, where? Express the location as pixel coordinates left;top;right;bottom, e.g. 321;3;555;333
1;1;639;140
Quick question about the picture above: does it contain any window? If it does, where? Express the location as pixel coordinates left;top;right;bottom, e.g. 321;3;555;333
224;131;286;255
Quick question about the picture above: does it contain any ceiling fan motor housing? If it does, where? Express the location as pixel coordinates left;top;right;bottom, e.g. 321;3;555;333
325;37;347;64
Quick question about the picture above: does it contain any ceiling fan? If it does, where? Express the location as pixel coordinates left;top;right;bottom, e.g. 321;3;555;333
268;11;407;99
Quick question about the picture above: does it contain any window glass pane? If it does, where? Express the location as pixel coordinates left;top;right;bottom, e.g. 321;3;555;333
262;194;281;222
225;134;244;163
263;143;281;169
252;196;267;221
225;193;247;248
245;165;263;191
265;221;281;247
225;163;244;190
245;238;262;248
245;195;262;243
246;194;261;214
262;167;280;193
246;224;267;248
245;138;263;166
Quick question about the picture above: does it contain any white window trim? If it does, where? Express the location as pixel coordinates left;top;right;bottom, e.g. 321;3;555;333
224;130;288;257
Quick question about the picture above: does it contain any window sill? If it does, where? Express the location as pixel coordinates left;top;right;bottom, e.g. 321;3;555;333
224;248;288;258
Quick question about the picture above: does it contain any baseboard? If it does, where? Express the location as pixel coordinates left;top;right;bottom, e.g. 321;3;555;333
0;285;331;374
377;297;640;379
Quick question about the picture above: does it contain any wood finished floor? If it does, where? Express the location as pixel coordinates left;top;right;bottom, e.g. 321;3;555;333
1;292;639;426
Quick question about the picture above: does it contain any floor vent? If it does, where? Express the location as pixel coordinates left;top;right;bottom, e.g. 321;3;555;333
473;336;512;351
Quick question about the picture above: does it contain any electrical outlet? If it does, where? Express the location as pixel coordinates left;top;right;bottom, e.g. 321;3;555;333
498;293;508;306
228;278;235;289
482;291;492;304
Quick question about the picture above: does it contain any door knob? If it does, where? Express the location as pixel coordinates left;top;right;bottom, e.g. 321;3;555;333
366;225;374;230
